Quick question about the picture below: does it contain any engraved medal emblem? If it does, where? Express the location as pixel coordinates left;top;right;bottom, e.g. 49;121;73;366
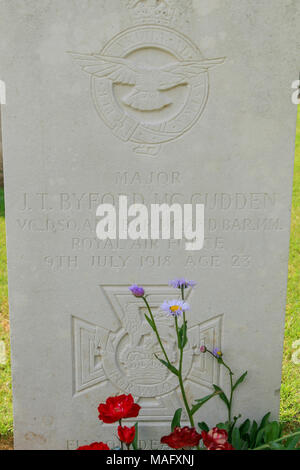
70;0;225;156
72;285;223;423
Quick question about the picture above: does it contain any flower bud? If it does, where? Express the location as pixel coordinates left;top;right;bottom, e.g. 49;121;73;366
129;284;145;297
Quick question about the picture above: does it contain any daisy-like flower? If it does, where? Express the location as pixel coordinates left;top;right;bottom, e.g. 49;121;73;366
213;348;223;358
169;278;196;289
160;299;190;317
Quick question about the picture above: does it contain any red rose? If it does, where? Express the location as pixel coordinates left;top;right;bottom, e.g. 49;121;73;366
202;427;228;448
98;394;141;424
77;442;110;450
118;425;136;445
161;427;201;449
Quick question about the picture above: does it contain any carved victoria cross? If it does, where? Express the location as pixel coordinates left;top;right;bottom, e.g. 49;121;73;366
72;285;223;423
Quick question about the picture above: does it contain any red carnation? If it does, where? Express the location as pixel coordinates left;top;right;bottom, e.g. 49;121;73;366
77;442;110;450
205;441;235;450
202;427;228;447
118;425;136;445
202;428;234;450
98;394;141;424
161;427;201;449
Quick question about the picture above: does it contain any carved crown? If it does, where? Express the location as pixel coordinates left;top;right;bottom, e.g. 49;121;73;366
126;350;169;384
126;0;192;27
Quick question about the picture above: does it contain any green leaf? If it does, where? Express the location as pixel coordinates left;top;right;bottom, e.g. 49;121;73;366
144;314;155;331
213;384;230;409
178;321;188;349
266;442;282;450
241;440;250;450
171;408;182;432
232;371;248;391
258;412;271;430
254;430;300;450
132;423;139;450
255;428;266;447
216;422;231;432
249;421;258;448
232;427;242;450
155;355;179;376
239;419;250;436
285;431;300;450
198;422;209;432
264;422;281;443
191;392;218;416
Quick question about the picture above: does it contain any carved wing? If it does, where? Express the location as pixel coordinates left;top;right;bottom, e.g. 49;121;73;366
69;52;142;86
157;57;226;90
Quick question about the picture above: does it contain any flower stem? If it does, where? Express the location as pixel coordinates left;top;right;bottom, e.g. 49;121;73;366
253;431;300;450
175;316;195;428
228;371;233;422
221;360;234;422
206;350;234;423
143;292;195;430
178;287;195;427
119;420;124;451
142;296;171;366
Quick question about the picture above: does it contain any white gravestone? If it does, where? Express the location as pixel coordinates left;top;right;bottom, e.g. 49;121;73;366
0;0;299;450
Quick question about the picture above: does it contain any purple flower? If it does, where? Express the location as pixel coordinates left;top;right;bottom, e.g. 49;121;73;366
213;348;222;358
200;345;207;353
160;299;190;317
169;278;196;289
129;285;145;298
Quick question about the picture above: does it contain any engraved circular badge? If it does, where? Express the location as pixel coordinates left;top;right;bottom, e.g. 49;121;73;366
90;25;209;151
102;328;194;398
71;23;225;155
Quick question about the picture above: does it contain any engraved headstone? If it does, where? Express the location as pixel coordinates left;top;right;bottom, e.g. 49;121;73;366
0;0;299;449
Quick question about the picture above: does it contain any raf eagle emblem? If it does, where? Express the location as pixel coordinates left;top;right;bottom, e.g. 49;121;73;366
70;53;225;111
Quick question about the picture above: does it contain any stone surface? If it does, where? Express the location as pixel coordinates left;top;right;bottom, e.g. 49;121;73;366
0;0;299;450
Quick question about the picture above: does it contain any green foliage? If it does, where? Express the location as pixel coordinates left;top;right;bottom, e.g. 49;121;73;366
212;384;230;409
230;413;277;449
282;433;300;450
171;408;182;431
198;422;209;432
131;423;139;450
227;413;298;450
233;372;248;391
191;392;218;416
178;321;188;349
215;421;231;433
144;314;155;331
198;413;300;450
154;355;179;376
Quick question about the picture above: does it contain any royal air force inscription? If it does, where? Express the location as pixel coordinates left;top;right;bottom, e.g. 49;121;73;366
16;171;282;272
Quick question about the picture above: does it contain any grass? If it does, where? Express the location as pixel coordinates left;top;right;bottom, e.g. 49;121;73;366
0;110;299;449
0;186;13;444
280;107;300;428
